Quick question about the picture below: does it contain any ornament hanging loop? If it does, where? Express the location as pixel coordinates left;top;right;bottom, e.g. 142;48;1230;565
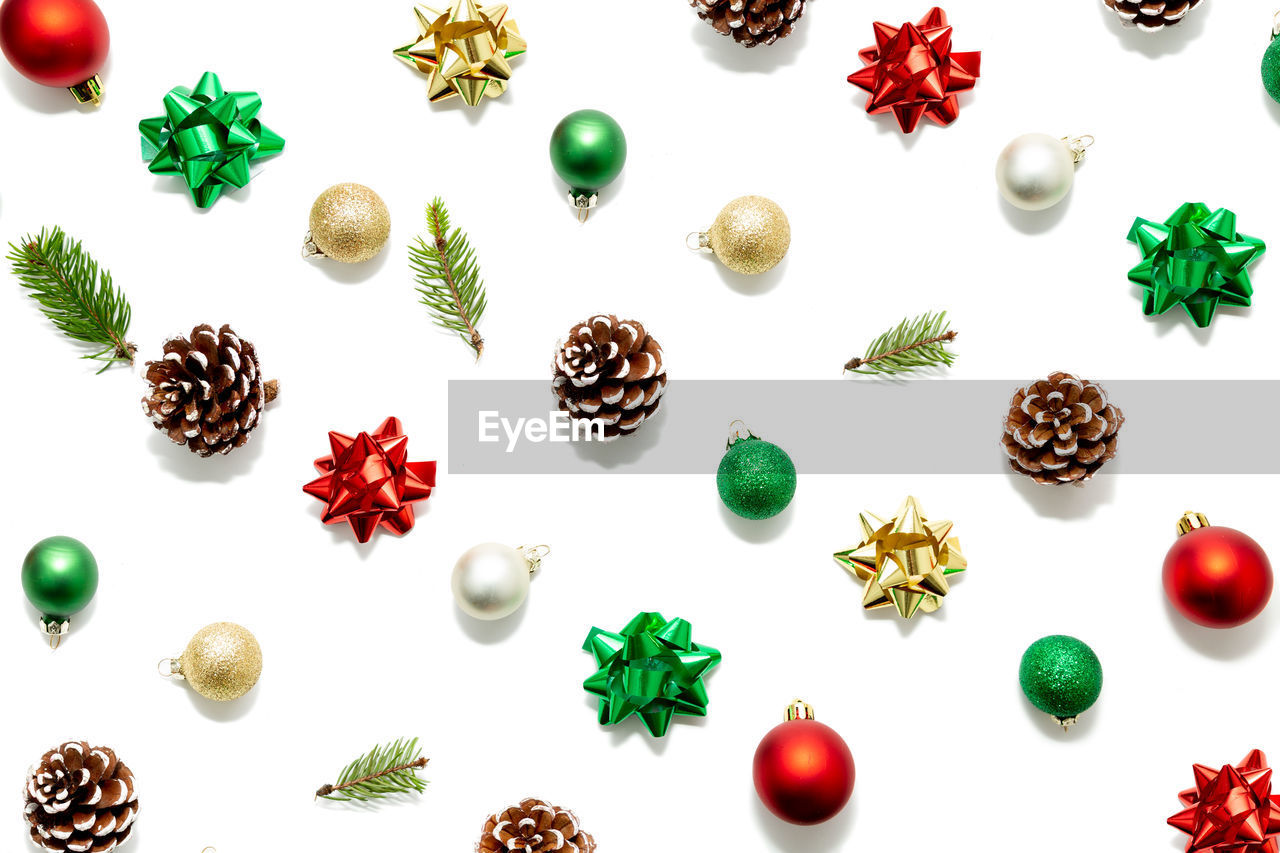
570;192;598;224
517;544;551;573
726;418;756;449
1063;135;1095;164
1273;11;1280;37
686;231;711;252
157;657;182;679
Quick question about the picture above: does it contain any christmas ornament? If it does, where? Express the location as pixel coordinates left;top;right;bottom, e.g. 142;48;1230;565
1103;0;1202;32
477;798;596;853
1001;372;1123;485
549;110;627;222
833;496;965;619
302;416;437;543
302;183;390;264
141;324;278;457
1127;203;1265;328
392;1;526;106
1168;749;1280;853
452;543;547;621
139;71;285;209
24;742;138;853
1164;512;1273;629
689;0;806;47
848;7;981;134
1019;635;1102;729
582;611;721;737
21;536;98;648
411;197;488;359
315;738;428;802
717;421;796;520
160;622;262;702
0;0;108;104
753;700;855;826
552;314;666;440
996;134;1093;212
688;196;790;276
844;310;957;375
1263;15;1280;104
8;227;135;372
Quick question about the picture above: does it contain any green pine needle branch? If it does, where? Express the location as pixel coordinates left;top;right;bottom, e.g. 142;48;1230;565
7;226;135;373
315;738;429;802
844;311;958;376
410;198;488;360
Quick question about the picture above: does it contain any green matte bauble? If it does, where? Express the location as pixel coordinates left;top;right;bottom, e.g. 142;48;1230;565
1263;36;1280;104
717;435;797;520
1018;634;1103;728
549;109;627;195
22;536;98;619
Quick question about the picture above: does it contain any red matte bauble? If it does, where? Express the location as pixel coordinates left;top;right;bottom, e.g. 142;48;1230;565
753;717;855;825
1164;526;1273;628
0;0;108;87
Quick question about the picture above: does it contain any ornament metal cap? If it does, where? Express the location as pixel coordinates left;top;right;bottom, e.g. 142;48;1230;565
39;616;71;649
569;190;598;223
785;699;816;722
517;544;550;573
1176;511;1211;536
1063;134;1094;165
1055;715;1078;731
68;74;103;106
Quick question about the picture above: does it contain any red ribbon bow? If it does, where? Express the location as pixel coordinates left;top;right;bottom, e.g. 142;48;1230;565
1168;750;1280;853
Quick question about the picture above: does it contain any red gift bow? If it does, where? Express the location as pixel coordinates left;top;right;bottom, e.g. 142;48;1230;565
302;417;437;543
1168;750;1280;853
847;7;981;134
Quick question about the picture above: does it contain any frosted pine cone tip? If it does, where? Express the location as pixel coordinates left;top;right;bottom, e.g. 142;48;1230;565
1101;0;1202;32
1001;371;1124;486
25;742;139;853
477;798;596;853
552;314;666;440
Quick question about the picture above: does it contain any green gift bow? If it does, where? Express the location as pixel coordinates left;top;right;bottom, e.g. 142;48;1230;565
583;611;721;738
139;71;285;209
1126;202;1266;328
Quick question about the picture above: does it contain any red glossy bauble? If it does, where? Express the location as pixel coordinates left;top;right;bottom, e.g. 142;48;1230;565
1164;516;1273;629
0;0;108;87
753;702;855;826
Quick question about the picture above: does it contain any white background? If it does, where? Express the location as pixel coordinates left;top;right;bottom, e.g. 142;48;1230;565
2;1;1278;851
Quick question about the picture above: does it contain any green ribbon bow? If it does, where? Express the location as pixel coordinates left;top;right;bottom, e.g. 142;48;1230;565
1126;202;1265;328
139;71;285;209
582;611;721;738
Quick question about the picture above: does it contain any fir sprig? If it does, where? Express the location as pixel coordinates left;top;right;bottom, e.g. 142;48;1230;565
7;227;135;373
315;738;429;803
844;311;958;376
409;198;487;360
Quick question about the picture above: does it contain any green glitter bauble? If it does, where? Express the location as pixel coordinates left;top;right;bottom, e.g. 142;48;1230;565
716;436;796;520
1019;635;1103;722
1264;37;1280;104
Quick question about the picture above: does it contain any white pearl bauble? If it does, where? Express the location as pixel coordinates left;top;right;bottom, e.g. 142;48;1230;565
995;134;1075;211
451;543;531;621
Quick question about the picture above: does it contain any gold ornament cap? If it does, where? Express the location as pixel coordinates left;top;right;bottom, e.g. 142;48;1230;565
1176;511;1211;536
690;195;791;276
785;699;816;722
303;183;391;264
163;622;263;702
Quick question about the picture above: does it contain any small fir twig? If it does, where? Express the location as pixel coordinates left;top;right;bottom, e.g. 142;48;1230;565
410;198;487;360
7;227;135;373
844;311;958;376
315;738;429;802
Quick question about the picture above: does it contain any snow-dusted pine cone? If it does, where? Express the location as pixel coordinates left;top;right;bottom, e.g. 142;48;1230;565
141;324;278;457
552;314;666;440
690;0;806;47
1001;372;1124;485
24;742;138;853
477;799;596;853
1102;0;1202;31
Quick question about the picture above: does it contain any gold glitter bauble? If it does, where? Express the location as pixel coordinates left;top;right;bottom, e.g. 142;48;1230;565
176;622;262;702
707;195;791;275
305;183;391;264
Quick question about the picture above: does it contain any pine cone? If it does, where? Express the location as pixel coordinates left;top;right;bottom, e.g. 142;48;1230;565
1101;0;1201;31
24;742;138;853
690;0;806;47
141;324;277;457
1001;372;1124;485
553;314;666;440
477;799;596;853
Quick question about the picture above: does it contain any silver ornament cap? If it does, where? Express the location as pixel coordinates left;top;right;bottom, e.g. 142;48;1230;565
451;543;545;621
